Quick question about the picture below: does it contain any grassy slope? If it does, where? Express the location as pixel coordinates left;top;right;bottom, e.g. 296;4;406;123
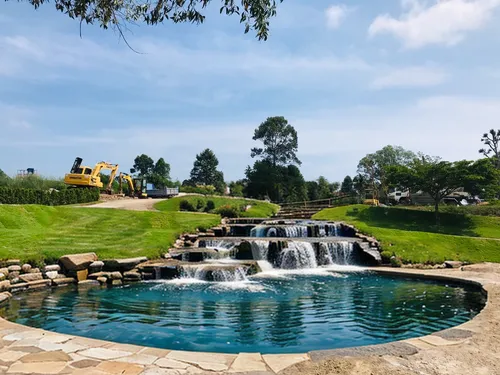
313;205;500;264
0;205;220;264
155;195;279;218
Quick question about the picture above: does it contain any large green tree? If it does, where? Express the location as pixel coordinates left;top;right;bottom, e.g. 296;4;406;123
251;116;301;167
479;129;500;169
132;154;154;176
306;181;319;201
352;174;368;200
11;0;283;41
340;175;354;195
358;145;416;202
149;157;172;188
317;176;331;199
189;149;225;193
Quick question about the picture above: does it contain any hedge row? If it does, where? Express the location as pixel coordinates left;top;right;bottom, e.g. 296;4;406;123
0;187;100;205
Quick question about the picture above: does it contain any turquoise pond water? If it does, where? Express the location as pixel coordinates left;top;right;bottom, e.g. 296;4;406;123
0;271;485;354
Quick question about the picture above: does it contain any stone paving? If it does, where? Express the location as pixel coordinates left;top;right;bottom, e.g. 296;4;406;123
0;265;497;375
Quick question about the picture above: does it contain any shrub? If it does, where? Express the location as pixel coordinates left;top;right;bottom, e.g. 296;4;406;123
205;200;215;212
0;187;99;205
195;198;205;211
214;204;240;218
179;199;196;212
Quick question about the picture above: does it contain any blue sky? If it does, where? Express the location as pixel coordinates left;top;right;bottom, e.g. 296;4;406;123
2;0;500;183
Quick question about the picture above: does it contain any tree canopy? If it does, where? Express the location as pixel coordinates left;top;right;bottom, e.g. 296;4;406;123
188;148;225;193
132;154;154;176
340;175;354;195
479;129;500;169
251;116;301;167
12;0;283;41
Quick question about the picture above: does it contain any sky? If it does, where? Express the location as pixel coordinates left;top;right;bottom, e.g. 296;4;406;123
2;0;500;183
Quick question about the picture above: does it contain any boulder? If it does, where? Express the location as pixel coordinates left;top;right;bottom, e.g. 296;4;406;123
76;269;88;282
21;264;32;273
6;260;20;266
44;271;59;280
59;253;98;272
444;261;463;269
89;272;112;279
10;283;29;293
44;265;61;272
88;261;104;273
0;280;11;292
8;271;20;280
111;279;123;286
78;280;100;287
52;278;76;286
96;277;107;284
110;271;123;280
27;280;51;289
103;257;148;272
19;273;43;283
0;273;5;281
10;278;21;285
29;268;40;274
0;292;12;304
123;271;141;281
0;268;8;276
8;265;21;273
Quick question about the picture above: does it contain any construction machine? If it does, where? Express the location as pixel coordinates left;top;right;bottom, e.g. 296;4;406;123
64;157;119;194
119;173;148;198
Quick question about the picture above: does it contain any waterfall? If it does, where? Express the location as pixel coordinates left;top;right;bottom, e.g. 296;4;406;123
203;240;236;251
278;242;318;269
318;242;354;266
267;228;277;237
318;224;339;237
181;265;248;282
250;226;267;237
284;226;309;238
250;240;270;261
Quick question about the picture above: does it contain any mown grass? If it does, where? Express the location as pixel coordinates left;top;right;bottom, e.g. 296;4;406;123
155;195;279;218
313;205;500;264
0;205;220;264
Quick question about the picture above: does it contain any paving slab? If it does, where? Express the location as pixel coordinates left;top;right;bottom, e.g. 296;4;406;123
20;349;71;362
96;360;144;374
78;347;133;360
140;347;171;357
262;354;309;373
166;350;235;371
419;335;467;347
155;357;191;369
115;353;158;365
70;359;101;368
7;360;67;374
0;350;28;364
229;353;267;373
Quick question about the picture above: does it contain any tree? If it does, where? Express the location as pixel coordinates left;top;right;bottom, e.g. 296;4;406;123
251;116;301;167
387;158;467;223
353;174;368;200
358;145;416;202
306;181;319;201
329;182;340;194
12;0;282;42
189;149;225;193
479;129;500;169
317;176;331;199
340;175;354;195
281;165;307;203
228;180;245;197
149;158;171;188
462;158;500;199
132;154;154;177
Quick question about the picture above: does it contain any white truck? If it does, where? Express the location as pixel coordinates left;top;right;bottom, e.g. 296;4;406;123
387;189;471;206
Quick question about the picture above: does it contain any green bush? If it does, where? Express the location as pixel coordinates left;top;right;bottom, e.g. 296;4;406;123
0;187;99;205
205;200;215;212
195;198;205;211
179;199;196;212
214;204;240;218
180;185;219;195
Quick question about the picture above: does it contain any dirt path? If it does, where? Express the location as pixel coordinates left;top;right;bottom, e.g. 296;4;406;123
84;198;167;211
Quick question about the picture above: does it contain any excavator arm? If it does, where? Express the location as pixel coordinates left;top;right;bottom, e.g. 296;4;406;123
92;162;119;194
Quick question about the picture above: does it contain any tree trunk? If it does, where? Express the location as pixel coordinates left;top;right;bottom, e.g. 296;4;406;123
434;200;440;226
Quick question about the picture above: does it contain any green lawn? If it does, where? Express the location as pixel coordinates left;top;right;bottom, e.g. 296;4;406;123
155;195;279;218
0;205;220;264
313;205;500;264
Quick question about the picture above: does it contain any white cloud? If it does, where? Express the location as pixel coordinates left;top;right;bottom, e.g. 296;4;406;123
369;0;500;48
325;4;351;29
371;66;448;89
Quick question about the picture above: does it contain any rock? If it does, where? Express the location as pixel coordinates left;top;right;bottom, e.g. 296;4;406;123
45;271;59;279
123;271;141;281
6;260;20;266
102;257;148;272
7;265;21;272
78;280;100;287
8;271;20;280
0;280;10;292
29;268;40;274
44;264;61;272
110;271;122;280
10;278;22;284
10;282;29;293
21;264;32;273
59;252;98;272
55;273;68;279
88;261;104;273
52;277;76;286
96;277;107;284
444;261;463;269
0;292;12;304
0;273;5;281
0;268;8;276
111;279;123;286
19;273;43;283
27;280;51;289
76;269;88;281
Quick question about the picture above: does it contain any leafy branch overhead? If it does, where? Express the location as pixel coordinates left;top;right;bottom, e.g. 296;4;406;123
13;0;284;40
479;129;500;168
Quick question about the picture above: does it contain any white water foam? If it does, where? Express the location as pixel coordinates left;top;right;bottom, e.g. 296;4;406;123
278;242;317;269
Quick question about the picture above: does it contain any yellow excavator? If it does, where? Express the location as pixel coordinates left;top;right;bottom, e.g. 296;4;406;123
119;173;148;198
64;157;119;194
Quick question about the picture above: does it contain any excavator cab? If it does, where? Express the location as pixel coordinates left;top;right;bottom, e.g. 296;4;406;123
119;173;148;198
64;157;119;193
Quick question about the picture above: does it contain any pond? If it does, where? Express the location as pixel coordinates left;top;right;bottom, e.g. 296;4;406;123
0;270;486;354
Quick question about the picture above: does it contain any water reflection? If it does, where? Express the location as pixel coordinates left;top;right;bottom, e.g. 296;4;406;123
0;273;485;354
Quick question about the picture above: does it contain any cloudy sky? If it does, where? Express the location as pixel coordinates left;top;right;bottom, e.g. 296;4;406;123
2;0;500;182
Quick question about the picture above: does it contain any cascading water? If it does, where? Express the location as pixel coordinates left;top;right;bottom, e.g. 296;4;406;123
278;242;318;269
318;224;339;237
250;240;270;260
284;225;309;238
181;265;249;282
317;242;354;266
